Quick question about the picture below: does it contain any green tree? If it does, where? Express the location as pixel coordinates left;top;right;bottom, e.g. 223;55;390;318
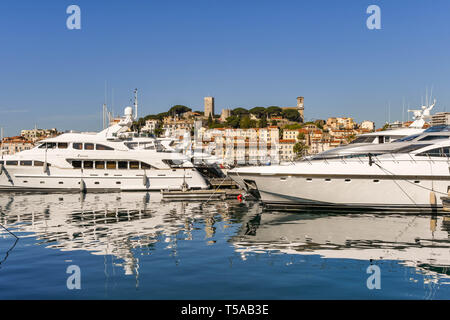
284;123;303;130
207;114;213;127
271;120;278;126
240;116;252;129
293;142;308;157
226;115;240;128
249;107;266;119
231;107;249;116
259;117;268;128
169;105;192;116
266;106;282;117
297;132;305;140
282;109;301;122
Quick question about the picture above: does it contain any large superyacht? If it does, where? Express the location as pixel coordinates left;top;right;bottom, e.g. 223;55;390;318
229;125;450;211
0;107;209;191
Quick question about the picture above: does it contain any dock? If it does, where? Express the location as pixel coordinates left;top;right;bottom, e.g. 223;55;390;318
208;177;240;189
161;189;244;201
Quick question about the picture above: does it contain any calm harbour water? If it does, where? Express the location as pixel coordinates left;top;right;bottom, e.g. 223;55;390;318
0;192;449;299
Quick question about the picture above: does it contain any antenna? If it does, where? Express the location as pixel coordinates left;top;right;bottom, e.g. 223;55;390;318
402;97;405;124
430;85;433;106
388;101;391;124
133;88;138;120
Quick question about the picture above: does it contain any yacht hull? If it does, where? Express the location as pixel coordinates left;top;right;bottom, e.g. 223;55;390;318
229;160;450;212
0;167;209;192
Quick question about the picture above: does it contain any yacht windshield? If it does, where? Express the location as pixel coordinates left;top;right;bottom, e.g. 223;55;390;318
418;135;450;141
424;125;450;132
392;144;432;153
393;134;421;142
349;136;376;144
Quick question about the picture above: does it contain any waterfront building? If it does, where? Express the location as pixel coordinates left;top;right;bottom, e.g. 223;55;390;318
431;112;450;126
325;117;356;130
141;119;159;134
360;120;375;131
20;127;59;143
1;136;34;155
279;139;296;161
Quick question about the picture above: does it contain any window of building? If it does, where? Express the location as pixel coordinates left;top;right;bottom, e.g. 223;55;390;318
83;161;94;169
58;143;68;149
129;161;139;169
118;161;128;169
20;161;32;166
72;160;82;168
106;161;116;169
95;161;105;169
84;143;94;150
96;144;114;150
73;143;82;150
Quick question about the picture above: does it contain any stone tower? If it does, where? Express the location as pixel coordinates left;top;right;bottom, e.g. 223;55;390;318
297;96;304;122
204;97;215;118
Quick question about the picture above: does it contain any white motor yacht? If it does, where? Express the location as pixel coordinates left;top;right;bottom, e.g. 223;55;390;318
229;133;450;211
0;107;209;191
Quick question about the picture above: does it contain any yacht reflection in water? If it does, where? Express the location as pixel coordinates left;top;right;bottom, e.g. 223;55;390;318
0;192;251;276
233;211;450;280
1;192;450;285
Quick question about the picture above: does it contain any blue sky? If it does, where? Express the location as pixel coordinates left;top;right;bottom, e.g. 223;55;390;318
1;0;450;135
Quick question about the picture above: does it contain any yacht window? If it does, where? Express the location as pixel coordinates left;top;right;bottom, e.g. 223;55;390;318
378;136;385;144
6;161;18;166
107;161;116;169
424;125;450;133
34;160;44;166
39;142;56;149
418;135;450;141
393;144;432;153
141;162;152;169
58;143;68;149
96;144;114;150
84;143;95;150
95;161;105;169
0;161;3;165
72;160;82;168
20;161;32;166
129;161;139;169
394;134;421;142
118;161;128;169
162;159;183;167
350;136;376;144
125;142;138;150
125;142;155;150
73;143;82;150
417;147;450;157
83;161;94;169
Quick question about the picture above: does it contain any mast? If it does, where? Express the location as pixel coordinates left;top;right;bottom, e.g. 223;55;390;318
134;88;138;120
